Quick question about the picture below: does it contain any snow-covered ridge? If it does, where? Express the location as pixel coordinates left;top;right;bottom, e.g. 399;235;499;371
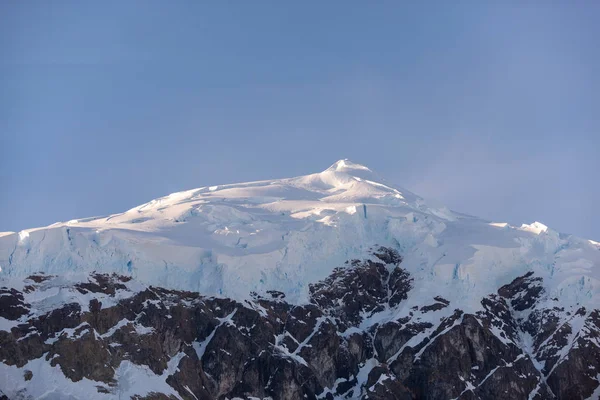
1;159;599;310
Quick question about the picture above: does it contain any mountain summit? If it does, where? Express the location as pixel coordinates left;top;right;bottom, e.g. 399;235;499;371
1;160;599;399
324;159;374;174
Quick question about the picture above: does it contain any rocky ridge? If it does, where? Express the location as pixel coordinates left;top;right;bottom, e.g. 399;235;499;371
1;247;598;399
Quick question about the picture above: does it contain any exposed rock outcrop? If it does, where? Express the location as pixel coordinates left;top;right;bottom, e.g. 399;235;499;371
0;247;598;399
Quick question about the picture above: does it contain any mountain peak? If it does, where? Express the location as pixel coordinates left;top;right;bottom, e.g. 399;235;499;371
324;159;372;173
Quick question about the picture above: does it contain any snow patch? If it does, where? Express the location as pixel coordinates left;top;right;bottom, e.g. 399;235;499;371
519;221;549;235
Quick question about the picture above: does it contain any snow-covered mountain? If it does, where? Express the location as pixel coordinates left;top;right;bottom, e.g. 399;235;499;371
1;159;599;399
2;159;598;307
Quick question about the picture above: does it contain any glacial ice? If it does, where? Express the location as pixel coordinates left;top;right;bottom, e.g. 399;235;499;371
0;159;598;313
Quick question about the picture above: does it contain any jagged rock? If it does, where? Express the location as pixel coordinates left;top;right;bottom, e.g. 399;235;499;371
308;248;412;326
544;310;600;399
0;288;29;320
23;370;32;381
49;326;115;383
374;318;431;362
498;271;544;311
365;365;412;400
26;274;53;284
420;302;448;313
0;250;598;399
75;273;129;295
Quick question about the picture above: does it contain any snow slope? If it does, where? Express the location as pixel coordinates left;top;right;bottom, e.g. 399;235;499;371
1;159;599;311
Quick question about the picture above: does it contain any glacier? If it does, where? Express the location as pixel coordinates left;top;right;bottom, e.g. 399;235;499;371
1;159;599;313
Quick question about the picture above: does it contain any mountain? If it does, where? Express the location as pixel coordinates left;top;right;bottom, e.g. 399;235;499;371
0;159;599;399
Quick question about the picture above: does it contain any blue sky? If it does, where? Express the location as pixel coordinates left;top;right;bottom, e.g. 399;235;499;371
1;2;599;240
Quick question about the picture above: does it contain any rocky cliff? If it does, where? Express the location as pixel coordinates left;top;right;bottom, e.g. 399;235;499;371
1;247;598;399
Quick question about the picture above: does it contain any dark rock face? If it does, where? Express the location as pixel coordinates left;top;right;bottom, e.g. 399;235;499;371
0;248;598;399
74;272;130;296
498;271;544;311
0;288;29;320
309;247;412;327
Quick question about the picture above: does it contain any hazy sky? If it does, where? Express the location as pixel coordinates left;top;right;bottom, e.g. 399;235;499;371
1;2;599;240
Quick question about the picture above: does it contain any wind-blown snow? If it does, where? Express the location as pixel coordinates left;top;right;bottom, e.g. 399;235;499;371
1;159;599;312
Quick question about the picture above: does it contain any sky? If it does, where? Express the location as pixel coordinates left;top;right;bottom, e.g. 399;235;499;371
0;1;599;240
